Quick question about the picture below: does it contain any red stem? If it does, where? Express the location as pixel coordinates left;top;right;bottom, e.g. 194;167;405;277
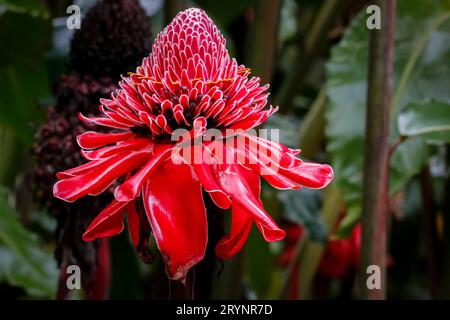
360;0;396;299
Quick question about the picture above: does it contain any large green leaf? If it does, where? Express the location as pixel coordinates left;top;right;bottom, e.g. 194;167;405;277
0;186;57;297
398;100;450;143
325;0;450;235
389;138;431;195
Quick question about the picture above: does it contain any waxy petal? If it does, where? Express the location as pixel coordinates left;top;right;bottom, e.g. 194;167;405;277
280;163;334;189
53;151;151;202
127;201;140;247
190;145;231;209
218;147;285;244
83;200;128;241
81;138;152;160
215;203;252;259
114;145;173;201
77;131;133;149
142;158;207;281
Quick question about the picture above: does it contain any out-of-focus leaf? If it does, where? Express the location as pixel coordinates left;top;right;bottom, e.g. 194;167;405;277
398;100;450;143
244;227;275;299
0;63;49;144
279;0;298;42
110;233;142;299
325;0;450;235
0;186;57;297
0;11;51;65
197;0;257;27
0;0;48;17
390;138;431;195
0;127;25;187
264;113;301;148
277;189;327;242
0;2;51;144
335;206;360;238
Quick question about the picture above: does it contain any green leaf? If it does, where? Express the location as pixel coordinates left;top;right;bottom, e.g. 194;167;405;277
0;0;49;17
244;226;276;298
0;3;51;144
109;233;143;299
264;113;301;148
0;11;51;66
277;189;327;242
389;138;431;195
0;186;57;297
398;100;450;143
325;0;450;235
0;63;49;144
335;206;360;239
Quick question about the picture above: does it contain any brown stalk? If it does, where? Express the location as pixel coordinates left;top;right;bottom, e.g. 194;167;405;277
360;0;396;300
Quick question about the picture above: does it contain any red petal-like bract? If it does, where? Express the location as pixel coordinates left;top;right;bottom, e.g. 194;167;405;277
142;157;207;280
53;8;334;280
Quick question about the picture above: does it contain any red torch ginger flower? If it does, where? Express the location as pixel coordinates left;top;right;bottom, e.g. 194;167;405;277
53;8;333;280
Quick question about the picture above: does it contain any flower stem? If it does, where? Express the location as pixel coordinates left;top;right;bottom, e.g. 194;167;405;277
298;184;343;299
278;229;307;299
274;0;341;111
245;0;282;84
297;88;326;160
359;0;396;299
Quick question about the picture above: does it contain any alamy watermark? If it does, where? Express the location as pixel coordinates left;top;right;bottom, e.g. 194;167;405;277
66;5;81;30
366;5;381;30
66;264;81;290
165;128;298;176
366;265;382;290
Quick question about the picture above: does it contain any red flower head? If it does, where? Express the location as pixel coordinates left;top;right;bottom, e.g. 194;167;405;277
53;8;333;280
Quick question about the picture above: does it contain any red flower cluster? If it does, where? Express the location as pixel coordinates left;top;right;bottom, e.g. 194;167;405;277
281;223;361;279
280;222;361;299
53;8;333;280
318;224;361;279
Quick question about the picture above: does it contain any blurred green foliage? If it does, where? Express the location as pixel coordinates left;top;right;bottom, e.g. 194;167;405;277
0;186;57;298
0;0;51;144
325;0;450;235
398;100;450;143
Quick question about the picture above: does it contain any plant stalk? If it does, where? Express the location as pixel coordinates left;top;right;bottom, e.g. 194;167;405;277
360;0;396;300
297;184;343;299
245;0;282;84
297;88;326;160
274;0;341;111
